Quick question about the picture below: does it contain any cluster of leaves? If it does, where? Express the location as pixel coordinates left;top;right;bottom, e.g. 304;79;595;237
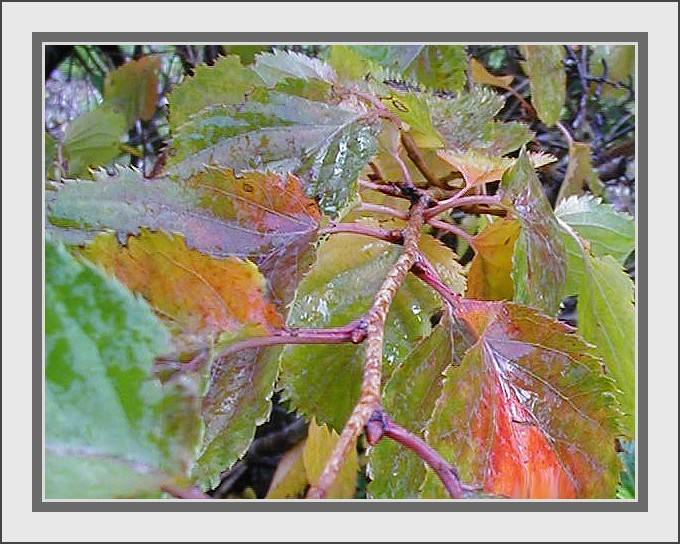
44;44;636;500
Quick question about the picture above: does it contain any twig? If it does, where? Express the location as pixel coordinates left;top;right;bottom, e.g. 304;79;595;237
424;195;502;220
400;131;441;187
427;219;476;247
217;323;368;360
162;485;211;500
357;202;410;220
411;254;462;310
321;223;403;244
359;179;405;199
307;196;429;499
365;410;466;499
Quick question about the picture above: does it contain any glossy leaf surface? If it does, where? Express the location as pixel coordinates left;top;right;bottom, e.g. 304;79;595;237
502;148;567;315
45;239;199;498
423;299;621;499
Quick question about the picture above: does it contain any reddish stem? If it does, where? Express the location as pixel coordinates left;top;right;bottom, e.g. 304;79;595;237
357;202;410;220
321;223;403;244
217;323;367;359
424;195;502;219
411;255;462;310
427;219;476;247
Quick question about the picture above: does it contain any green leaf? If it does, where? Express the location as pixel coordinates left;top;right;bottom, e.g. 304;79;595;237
279;225;465;431
502;148;567;315
253;50;336;86
196;345;282;489
46;167;321;305
221;45;270;65
167;89;380;217
555;194;634;264
520;45;566;126
381;91;443;148
45;132;57;179
62;107;126;177
167;55;264;132
559;221;636;436
422;299;621;499
429;87;527;153
104;56;161;128
349;45;424;73
616;439;635;499
590;45;635;99
327;45;377;83
45;239;200;498
368;323;453;498
406;45;467;92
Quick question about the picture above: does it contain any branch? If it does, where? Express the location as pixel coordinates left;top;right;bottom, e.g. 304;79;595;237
357;202;410;220
401;131;442;187
321;223;403;244
307;196;429;499
427;219;476;247
424;195;502;220
411;254;462;310
365;410;466;499
217;323;368;360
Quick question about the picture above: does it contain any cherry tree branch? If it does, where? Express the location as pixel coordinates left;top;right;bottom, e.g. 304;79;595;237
357;202;410;220
217;323;368;359
365;410;466;499
307;195;429;499
400;131;442;187
321;223;403;244
424;195;503;220
427;218;476;247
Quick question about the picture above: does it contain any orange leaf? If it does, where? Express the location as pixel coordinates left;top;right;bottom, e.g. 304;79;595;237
467;219;520;301
423;300;621;499
437;149;513;187
82;230;282;351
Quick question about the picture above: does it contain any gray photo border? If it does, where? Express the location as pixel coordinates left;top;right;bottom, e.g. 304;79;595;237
33;32;648;513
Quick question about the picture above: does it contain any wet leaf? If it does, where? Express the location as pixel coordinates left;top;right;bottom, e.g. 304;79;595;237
556;194;634;264
467;218;521;301
368;324;453;498
348;45;424;73
303;419;359;499
196;344;282;489
557;142;605;202
45;239;200;498
47;167;320;305
105;56;161;127
428;87;533;156
422;299;621;498
167;89;380;217
279;225;465;431
253;50;336;86
167;55;264;131
62;107;126;177
559;221;635;437
470;57;513;89
80;230;282;352
381;91;443;148
502;148;567;315
520;45;566;126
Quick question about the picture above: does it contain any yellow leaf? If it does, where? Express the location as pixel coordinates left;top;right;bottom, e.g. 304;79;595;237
303;419;358;499
467;219;520;300
266;442;308;499
437;149;513;187
470;58;513;89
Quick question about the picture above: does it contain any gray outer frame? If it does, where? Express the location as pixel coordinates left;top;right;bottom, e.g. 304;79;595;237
33;32;647;512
